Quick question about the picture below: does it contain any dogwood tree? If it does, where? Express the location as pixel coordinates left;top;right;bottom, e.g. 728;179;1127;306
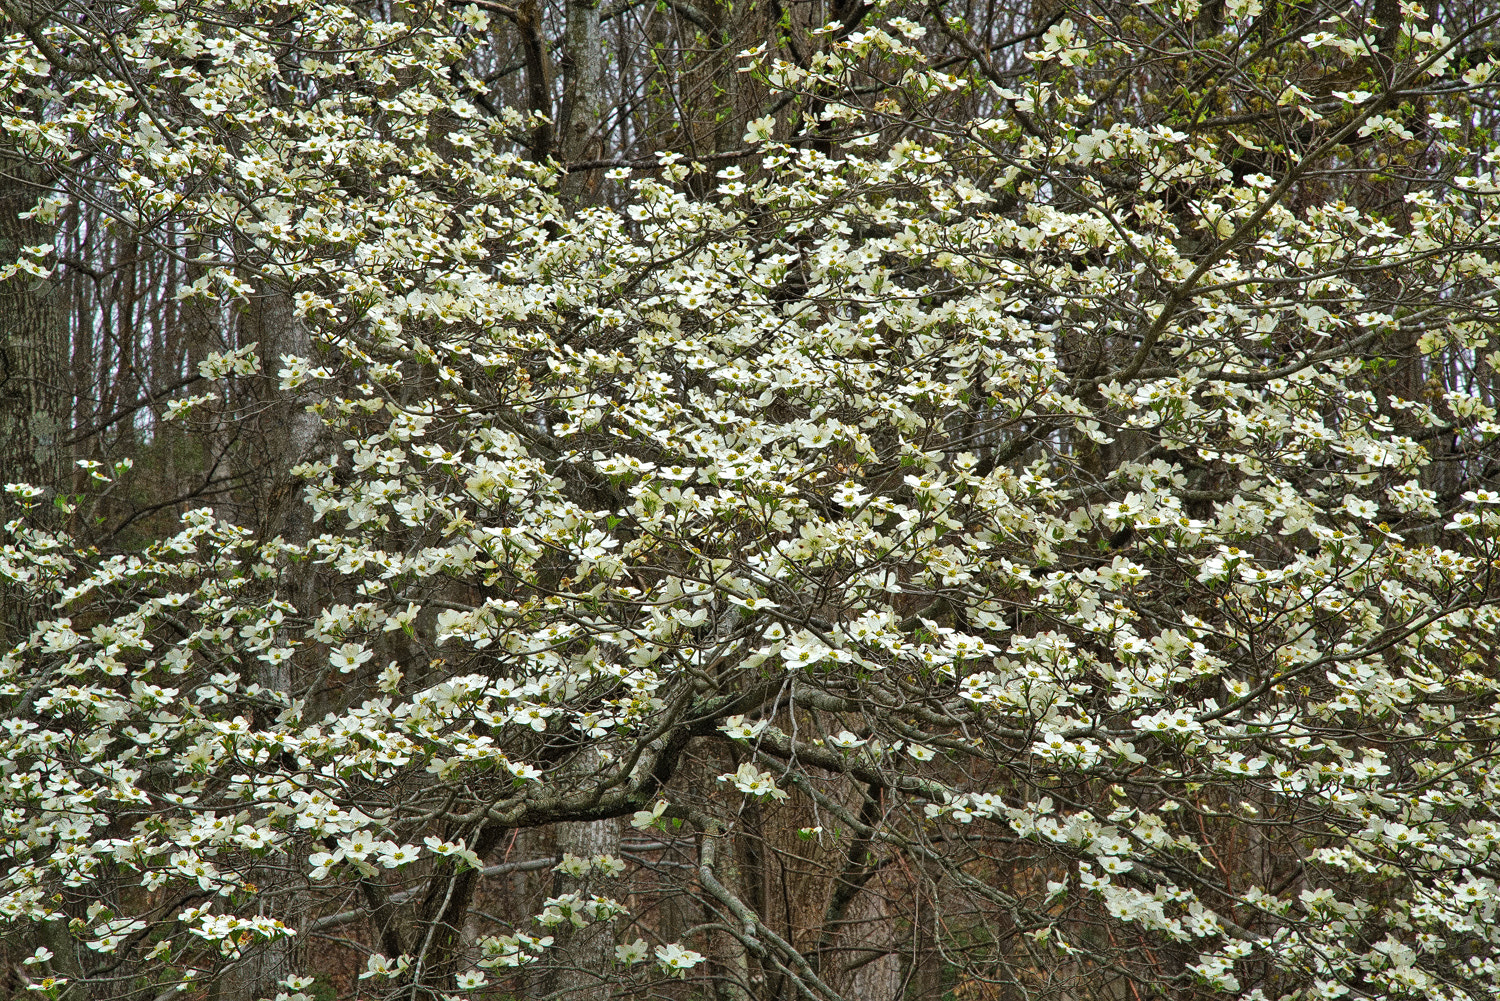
3;0;1500;999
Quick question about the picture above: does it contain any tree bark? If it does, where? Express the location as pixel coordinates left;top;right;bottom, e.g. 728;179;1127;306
0;151;67;645
0;155;65;490
215;284;319;1001
558;0;603;200
546;740;620;1000
548;7;614;986
515;0;554;162
547;812;621;1001
241;284;320;545
711;824;755;1001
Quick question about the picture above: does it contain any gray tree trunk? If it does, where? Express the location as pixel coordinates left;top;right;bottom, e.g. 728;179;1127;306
215;283;319;1001
711;825;755;1001
548;811;621;1001
0;155;65;490
0;152;67;644
557;0;603;200
547;738;620;1000
840;885;902;1001
549;8;616;991
242;283;321;545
